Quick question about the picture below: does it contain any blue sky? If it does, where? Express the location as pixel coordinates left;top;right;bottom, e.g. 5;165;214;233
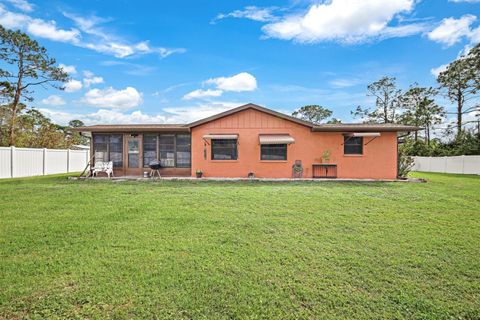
0;0;479;125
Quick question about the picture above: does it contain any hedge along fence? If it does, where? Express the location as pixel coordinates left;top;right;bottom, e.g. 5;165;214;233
412;156;480;175
0;147;90;179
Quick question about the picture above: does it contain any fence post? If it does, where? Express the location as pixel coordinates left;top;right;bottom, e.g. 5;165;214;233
67;149;70;173
461;155;466;174
43;148;47;175
10;146;15;178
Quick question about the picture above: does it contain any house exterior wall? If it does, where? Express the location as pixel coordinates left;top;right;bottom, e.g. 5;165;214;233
191;108;398;179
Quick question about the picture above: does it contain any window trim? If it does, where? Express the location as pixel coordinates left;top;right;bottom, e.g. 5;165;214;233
211;138;238;161
260;143;288;161
343;136;364;155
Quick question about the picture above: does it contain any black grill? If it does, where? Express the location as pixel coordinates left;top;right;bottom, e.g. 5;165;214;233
149;161;161;170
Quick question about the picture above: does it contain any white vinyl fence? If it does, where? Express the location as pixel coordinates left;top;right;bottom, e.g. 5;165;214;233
0;147;90;179
412;155;480;175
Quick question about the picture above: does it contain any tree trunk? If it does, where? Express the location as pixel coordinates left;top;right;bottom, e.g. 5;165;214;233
456;90;462;139
7;52;23;147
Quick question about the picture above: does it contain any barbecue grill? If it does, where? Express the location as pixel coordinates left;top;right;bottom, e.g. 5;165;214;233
149;160;161;178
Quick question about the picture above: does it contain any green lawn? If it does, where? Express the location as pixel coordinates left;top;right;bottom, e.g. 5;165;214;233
0;173;479;319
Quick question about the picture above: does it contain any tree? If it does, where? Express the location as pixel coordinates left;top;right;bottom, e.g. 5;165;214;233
399;85;445;145
292;105;333;124
0;26;68;146
352;76;402;123
67;119;89;145
437;45;479;139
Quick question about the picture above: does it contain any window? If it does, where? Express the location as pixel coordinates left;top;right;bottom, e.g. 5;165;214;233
344;136;363;155
93;134;123;168
159;135;175;167
142;134;191;168
211;139;237;160
143;134;157;166
261;144;287;160
176;134;191;168
109;135;123;167
93;135;108;162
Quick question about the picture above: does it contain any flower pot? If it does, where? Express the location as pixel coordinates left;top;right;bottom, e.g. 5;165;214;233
196;172;203;178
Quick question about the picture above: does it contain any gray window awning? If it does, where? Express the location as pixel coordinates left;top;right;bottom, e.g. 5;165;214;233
259;135;295;145
344;132;381;137
202;134;238;139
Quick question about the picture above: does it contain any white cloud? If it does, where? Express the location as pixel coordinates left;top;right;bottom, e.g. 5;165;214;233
182;89;223;100
430;64;449;77
64;79;83;93
162;102;243;123
41;95;65;106
0;5;80;43
83;71;104;87
261;0;425;44
205;72;257;92
63;12;186;58
330;78;361;88
82;86;143;110
40;102;242;125
59;63;77;75
213;6;277;23
0;6;184;59
427;14;477;47
26;19;80;43
4;0;33;12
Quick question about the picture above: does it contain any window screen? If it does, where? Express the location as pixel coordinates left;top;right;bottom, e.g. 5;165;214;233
261;144;287;160
176;134;191;168
159;135;175;167
143;134;157;166
344;136;363;155
211;139;237;160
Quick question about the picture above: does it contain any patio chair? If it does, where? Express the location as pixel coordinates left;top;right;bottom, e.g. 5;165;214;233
92;161;114;178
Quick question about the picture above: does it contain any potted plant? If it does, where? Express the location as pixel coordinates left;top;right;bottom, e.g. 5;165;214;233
321;150;331;163
195;169;203;178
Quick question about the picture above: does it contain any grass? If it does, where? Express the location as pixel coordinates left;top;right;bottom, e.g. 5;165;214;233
0;173;479;319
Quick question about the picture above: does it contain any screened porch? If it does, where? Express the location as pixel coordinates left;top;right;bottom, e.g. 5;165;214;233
92;132;192;177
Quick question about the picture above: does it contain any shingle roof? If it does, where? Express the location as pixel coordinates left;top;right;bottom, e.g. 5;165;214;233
71;124;189;132
312;123;420;132
72;103;420;133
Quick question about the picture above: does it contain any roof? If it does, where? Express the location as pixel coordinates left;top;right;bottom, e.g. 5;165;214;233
312;123;420;132
72;103;420;133
72;124;189;133
187;103;316;128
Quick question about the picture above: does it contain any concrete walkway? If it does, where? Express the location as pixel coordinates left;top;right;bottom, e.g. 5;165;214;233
71;176;426;183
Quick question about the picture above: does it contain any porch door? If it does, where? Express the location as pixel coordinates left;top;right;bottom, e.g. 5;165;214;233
125;135;142;175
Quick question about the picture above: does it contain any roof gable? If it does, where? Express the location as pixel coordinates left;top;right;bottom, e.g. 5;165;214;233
187;103;315;128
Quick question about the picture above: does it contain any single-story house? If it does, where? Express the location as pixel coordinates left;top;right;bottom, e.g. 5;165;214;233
74;103;419;179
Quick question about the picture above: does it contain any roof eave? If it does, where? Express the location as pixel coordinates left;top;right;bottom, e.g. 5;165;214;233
71;126;190;133
311;126;421;132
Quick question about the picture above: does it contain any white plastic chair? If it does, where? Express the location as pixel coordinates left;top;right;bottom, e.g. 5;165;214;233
92;161;114;178
104;161;114;178
92;161;105;177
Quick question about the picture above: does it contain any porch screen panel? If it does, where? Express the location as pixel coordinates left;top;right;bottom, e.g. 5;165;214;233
176;134;191;168
109;135;123;168
159;135;175;167
93;135;108;162
143;134;157;166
